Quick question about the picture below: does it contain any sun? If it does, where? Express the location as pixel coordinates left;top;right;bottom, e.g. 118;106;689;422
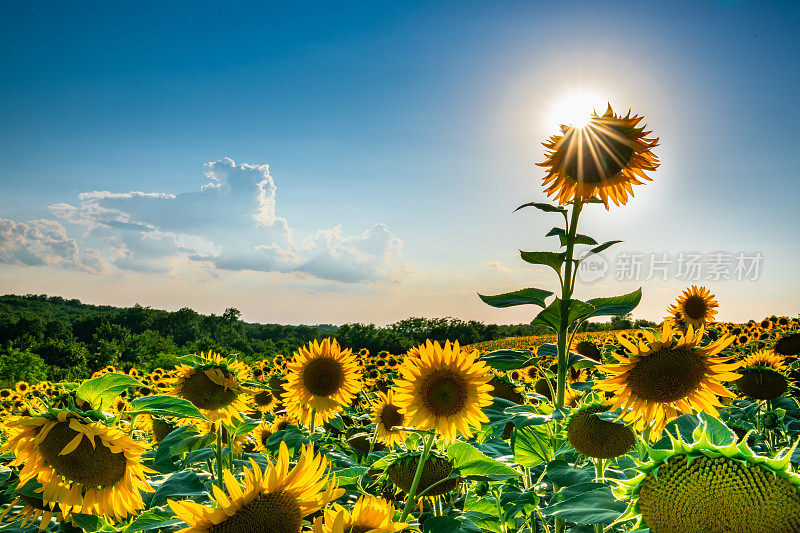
549;91;607;129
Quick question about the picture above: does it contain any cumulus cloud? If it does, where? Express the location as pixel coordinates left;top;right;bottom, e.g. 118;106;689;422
0;219;107;273
43;157;408;284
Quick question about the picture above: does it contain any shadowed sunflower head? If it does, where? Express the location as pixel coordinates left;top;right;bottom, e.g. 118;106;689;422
0;489;66;531
1;410;154;522
666;286;719;330
594;323;739;440
171;351;252;425
372;390;407;447
387;451;459;497
393;340;494;443
620;423;800;532
168;441;342;533
774;332;800;358
313;495;407;533
536;104;659;208
736;349;789;400
282;338;362;426
567;403;635;459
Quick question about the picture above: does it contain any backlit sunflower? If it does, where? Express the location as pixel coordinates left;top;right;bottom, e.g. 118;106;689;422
2;410;154;521
168;441;342;533
736;349;789;400
251;388;278;415
171;351;252;425
536;104;660;208
393;340;493;443
594;323;739;440
312;495;407;533
282;338;362;426
251;421;273;452
372;390;407;447
620;423;800;532
666;285;719;329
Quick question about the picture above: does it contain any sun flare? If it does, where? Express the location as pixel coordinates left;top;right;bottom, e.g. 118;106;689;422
549;91;607;129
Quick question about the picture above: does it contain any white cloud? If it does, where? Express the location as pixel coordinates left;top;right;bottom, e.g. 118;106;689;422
41;157;408;284
0;218;107;274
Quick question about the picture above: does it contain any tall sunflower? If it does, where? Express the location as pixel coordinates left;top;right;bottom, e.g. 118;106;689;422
736;349;789;400
393;340;493;443
536;104;660;208
312;495;407;533
666;285;719;329
282;338;362;426
372;390;407;447
594;323;739;440
2;410;154;521
170;351;252;425
168;442;342;533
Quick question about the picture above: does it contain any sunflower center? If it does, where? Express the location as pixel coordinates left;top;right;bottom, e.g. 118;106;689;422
683;295;708;320
209;490;303;533
639;454;800;533
254;391;273;406
418;370;468;417
626;347;706;402
379;404;404;430
301;357;346;397
38;421;127;487
562;124;635;183
181;368;239;411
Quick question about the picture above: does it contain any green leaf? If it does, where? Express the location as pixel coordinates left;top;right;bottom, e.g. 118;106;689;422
514;201;566;214
514;425;553;467
586;288;642;317
536;344;592;368
147;470;205;508
70;513;106;532
124;507;182;532
545;460;593;487
520;250;566;274
589;240;623;254
446;441;520;480
545;227;598;247
129;395;208;420
505;404;565;430
423;516;483;533
478;287;553;308
481;349;535;370
76;372;142;410
541;482;626;524
531;298;595;331
695;413;736;446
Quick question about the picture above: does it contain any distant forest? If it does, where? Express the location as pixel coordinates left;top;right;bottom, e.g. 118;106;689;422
0;293;654;387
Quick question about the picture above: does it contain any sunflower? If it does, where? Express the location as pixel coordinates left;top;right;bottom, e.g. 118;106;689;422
168;442;343;533
171;351;252;425
251;421;273;452
567;403;635;459
594;323;739;440
312;495;407;533
393;340;493;443
15;381;30;395
488;375;524;404
251;388;279;415
736;349;789;400
774;332;800;358
536;104;660;208
573;340;602;362
620;423;800;532
666;285;719;329
372;390;407;447
2;410;154;521
387;452;459;497
282;338;362;426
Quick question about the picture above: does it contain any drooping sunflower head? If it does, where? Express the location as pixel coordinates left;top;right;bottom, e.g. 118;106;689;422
536;104;660;208
169;442;343;533
488;375;524;404
386;451;459;497
372;390;407;447
313;495;407;533
567;403;635;459
283;338;362;426
774;332;800;358
393;340;494;443
594;323;739;440
620;423;800;532
573;340;602;362
666;285;719;329
736;349;790;400
2;410;154;522
0;488;65;531
171;351;251;424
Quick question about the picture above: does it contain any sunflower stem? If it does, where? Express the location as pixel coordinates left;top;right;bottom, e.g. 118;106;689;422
398;431;435;523
215;423;223;486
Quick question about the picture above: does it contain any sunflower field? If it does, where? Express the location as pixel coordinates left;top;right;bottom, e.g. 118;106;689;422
3;106;800;533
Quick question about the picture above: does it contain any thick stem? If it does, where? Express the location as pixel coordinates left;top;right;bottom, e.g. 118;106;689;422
556;200;584;410
398;432;436;523
215;423;223;486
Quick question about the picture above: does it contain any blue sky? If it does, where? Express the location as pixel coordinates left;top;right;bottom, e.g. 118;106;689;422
1;1;798;325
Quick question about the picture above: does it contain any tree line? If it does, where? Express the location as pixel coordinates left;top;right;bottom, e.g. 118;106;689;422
0;294;654;387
